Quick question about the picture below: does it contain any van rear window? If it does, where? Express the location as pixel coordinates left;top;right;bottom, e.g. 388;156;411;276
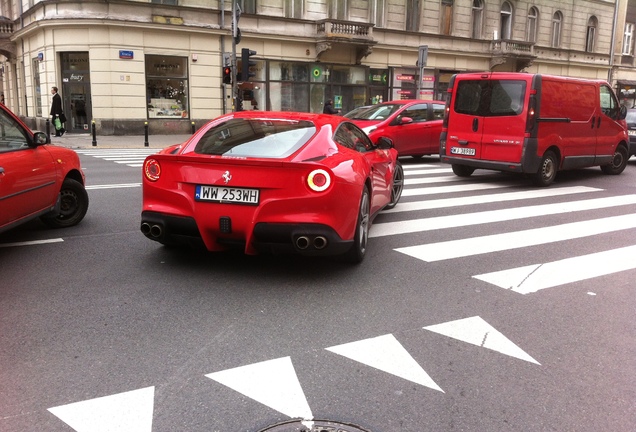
454;80;526;117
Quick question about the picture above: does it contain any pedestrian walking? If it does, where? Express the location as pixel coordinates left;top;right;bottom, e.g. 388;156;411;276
323;99;340;115
50;86;66;136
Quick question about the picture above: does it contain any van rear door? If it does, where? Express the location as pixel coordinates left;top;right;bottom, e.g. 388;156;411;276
446;79;485;158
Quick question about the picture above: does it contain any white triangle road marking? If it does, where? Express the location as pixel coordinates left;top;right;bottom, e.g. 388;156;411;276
373;194;636;238
205;356;313;420
326;334;444;392
47;386;154;432
473;244;636;294
382;186;601;214
396;213;636;262
424;316;540;365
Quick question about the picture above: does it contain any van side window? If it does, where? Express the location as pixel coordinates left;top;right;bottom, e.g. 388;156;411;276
600;85;619;118
454;79;526;117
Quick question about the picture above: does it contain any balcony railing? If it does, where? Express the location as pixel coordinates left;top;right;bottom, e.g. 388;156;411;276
490;39;535;56
316;19;373;42
0;16;13;39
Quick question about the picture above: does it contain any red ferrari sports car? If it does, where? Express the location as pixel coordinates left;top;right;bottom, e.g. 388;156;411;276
349;99;446;157
0;104;88;234
141;111;403;262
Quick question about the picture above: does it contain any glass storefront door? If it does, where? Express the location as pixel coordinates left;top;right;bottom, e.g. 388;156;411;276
61;52;92;132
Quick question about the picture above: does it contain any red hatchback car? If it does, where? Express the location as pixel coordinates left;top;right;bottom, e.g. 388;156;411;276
349;99;446;157
141;111;403;263
0;105;88;234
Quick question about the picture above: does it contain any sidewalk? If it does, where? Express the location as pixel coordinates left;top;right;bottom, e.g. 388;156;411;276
50;132;194;149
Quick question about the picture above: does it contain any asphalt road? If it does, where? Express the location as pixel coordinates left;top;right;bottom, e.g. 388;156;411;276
1;151;635;432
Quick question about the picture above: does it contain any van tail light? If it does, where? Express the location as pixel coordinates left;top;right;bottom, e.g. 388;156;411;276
526;95;537;134
144;158;161;182
443;96;452;129
307;169;331;192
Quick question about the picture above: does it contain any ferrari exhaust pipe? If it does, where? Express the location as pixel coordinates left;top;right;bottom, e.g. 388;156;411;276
140;222;151;236
313;236;328;250
295;236;310;250
150;224;163;238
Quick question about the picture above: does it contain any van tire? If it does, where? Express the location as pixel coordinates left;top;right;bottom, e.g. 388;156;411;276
600;145;628;175
451;164;475;177
533;151;558;187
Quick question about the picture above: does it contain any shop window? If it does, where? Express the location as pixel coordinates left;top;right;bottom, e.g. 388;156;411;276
32;58;42;117
145;55;189;119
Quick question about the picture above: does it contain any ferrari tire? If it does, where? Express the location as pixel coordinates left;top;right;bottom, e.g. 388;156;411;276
343;186;370;264
451;164;475;177
41;178;89;228
600;145;628;175
384;162;404;210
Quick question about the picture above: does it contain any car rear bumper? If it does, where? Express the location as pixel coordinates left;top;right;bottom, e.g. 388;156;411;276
141;211;352;256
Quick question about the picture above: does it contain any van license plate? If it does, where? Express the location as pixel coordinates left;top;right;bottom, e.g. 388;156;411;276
451;147;476;156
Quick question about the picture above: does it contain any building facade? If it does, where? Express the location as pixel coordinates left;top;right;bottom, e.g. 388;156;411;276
0;0;634;135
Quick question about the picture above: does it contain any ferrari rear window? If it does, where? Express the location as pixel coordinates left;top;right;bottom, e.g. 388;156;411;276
193;118;316;158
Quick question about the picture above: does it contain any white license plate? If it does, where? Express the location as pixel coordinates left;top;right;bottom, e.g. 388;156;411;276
195;185;259;205
450;147;476;156
629;130;636;136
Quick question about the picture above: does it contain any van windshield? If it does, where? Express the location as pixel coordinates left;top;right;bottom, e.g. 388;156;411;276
454;79;526;117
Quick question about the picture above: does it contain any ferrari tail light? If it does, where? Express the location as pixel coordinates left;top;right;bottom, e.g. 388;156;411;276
307;169;331;192
144;158;161;182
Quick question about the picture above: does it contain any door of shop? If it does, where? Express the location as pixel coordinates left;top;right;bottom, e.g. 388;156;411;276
61;52;92;133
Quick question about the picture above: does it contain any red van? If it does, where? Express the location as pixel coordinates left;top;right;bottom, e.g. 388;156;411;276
440;72;629;186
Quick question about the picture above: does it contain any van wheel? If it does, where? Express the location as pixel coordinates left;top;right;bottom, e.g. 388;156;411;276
600;145;628;175
451;164;475;177
533;151;558;187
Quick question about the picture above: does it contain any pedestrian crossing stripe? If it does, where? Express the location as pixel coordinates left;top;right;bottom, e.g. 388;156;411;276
395;213;636;262
373;194;636;238
48;386;154;432
402;181;508;196
473;244;636;294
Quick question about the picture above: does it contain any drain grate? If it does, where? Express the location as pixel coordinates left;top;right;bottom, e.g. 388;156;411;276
258;419;371;432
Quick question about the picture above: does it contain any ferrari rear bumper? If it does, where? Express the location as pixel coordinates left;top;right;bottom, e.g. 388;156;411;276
141;211;352;256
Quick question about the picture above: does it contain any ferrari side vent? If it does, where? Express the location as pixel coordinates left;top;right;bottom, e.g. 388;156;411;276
219;216;232;233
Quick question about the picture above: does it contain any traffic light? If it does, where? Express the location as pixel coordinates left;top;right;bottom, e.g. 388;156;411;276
241;48;257;82
222;66;232;85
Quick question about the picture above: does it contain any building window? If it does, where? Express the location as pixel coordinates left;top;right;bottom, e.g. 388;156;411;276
329;0;347;20
151;0;178;4
551;11;563;48
285;0;303;18
32;58;42;117
471;0;483;39
239;0;256;14
586;16;598;52
500;1;513;40
623;23;634;55
527;7;538;43
441;0;453;35
145;55;189;119
406;0;419;32
372;0;385;28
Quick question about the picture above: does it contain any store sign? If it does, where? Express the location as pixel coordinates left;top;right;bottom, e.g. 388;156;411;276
396;75;414;81
119;50;134;59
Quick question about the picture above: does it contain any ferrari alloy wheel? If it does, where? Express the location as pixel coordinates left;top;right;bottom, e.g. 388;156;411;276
385;162;404;210
41;178;89;228
600;145;628;175
344;186;370;263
